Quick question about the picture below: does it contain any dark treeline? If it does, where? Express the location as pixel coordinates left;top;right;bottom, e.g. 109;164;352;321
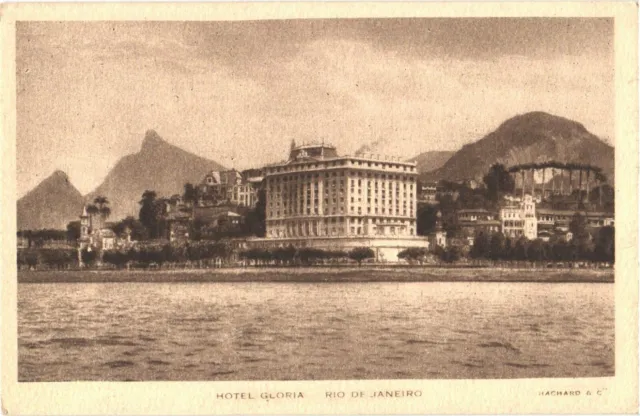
468;226;614;265
17;244;379;270
17;248;77;270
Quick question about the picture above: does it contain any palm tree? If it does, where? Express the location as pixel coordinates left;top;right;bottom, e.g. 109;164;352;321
529;163;538;197
584;165;595;203
549;161;558;196
86;204;99;229
577;164;585;201
518;164;528;198
540;162;547;200
507;166;520;197
567;163;575;195
595;171;607;207
559;163;565;195
93;196;111;221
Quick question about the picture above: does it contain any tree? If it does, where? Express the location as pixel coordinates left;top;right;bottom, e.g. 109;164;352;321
513;237;529;261
183;183;198;205
81;247;98;266
272;245;296;265
66;221;81;241
569;212;590;242
470;231;490;259
594;226;615;263
111;216;148;241
550;240;570;261
139;190;159;238
549;161;557;196
244;188;266;237
540;162;548;200
397;247;428;264
297;248;326;265
17;249;39;270
86;204;99;217
488;232;506;260
416;204;438;235
593;171;607;207
528;239;547;264
103;250;130;269
440;245;462;263
348;247;375;266
93;196;111;220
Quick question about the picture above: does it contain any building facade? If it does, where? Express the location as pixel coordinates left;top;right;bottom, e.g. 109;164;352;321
250;142;427;263
456;208;501;244
418;182;438;204
499;194;538;239
262;143;418;239
78;205;132;264
199;169;262;208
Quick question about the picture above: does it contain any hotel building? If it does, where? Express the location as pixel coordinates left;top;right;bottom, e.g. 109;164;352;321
263;143;417;238
254;142;427;262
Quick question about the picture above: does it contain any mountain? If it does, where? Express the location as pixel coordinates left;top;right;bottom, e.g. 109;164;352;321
406;151;455;175
17;170;84;230
423;112;615;183
86;130;226;220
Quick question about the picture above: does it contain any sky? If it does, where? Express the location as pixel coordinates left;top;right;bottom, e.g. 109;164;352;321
16;18;614;197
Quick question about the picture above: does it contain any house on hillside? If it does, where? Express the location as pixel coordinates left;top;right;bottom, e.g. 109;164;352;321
198;169;262;208
499;194;537;239
456;208;500;245
418;182;438;204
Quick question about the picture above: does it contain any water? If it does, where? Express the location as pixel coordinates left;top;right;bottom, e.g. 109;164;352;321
18;280;614;381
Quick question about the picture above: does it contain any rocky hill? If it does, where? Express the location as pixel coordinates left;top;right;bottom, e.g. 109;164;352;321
422;112;614;183
406;151;455;175
85;130;226;220
17;170;84;230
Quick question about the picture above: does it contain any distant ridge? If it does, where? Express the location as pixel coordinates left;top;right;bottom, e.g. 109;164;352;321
423;112;614;183
85;130;226;220
17;170;84;230
406;151;455;176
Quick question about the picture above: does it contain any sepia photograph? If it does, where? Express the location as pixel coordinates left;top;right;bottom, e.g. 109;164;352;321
2;2;638;415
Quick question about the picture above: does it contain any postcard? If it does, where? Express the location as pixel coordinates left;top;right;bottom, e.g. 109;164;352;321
1;2;638;414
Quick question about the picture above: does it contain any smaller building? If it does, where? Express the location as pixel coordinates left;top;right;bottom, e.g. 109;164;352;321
456;208;500;244
77;205;133;265
418;182;438;204
165;211;191;242
199;169;262;208
500;194;537;239
427;211;447;249
536;208;614;230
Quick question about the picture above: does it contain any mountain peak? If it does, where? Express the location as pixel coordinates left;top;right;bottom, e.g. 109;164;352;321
423;112;613;183
50;169;70;181
141;129;166;151
18;170;84;230
498;111;589;137
87;131;226;220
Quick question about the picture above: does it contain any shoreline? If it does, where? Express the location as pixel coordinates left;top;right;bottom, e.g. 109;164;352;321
18;267;614;284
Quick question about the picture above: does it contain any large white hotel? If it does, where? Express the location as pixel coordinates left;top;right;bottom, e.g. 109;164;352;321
254;142;428;262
